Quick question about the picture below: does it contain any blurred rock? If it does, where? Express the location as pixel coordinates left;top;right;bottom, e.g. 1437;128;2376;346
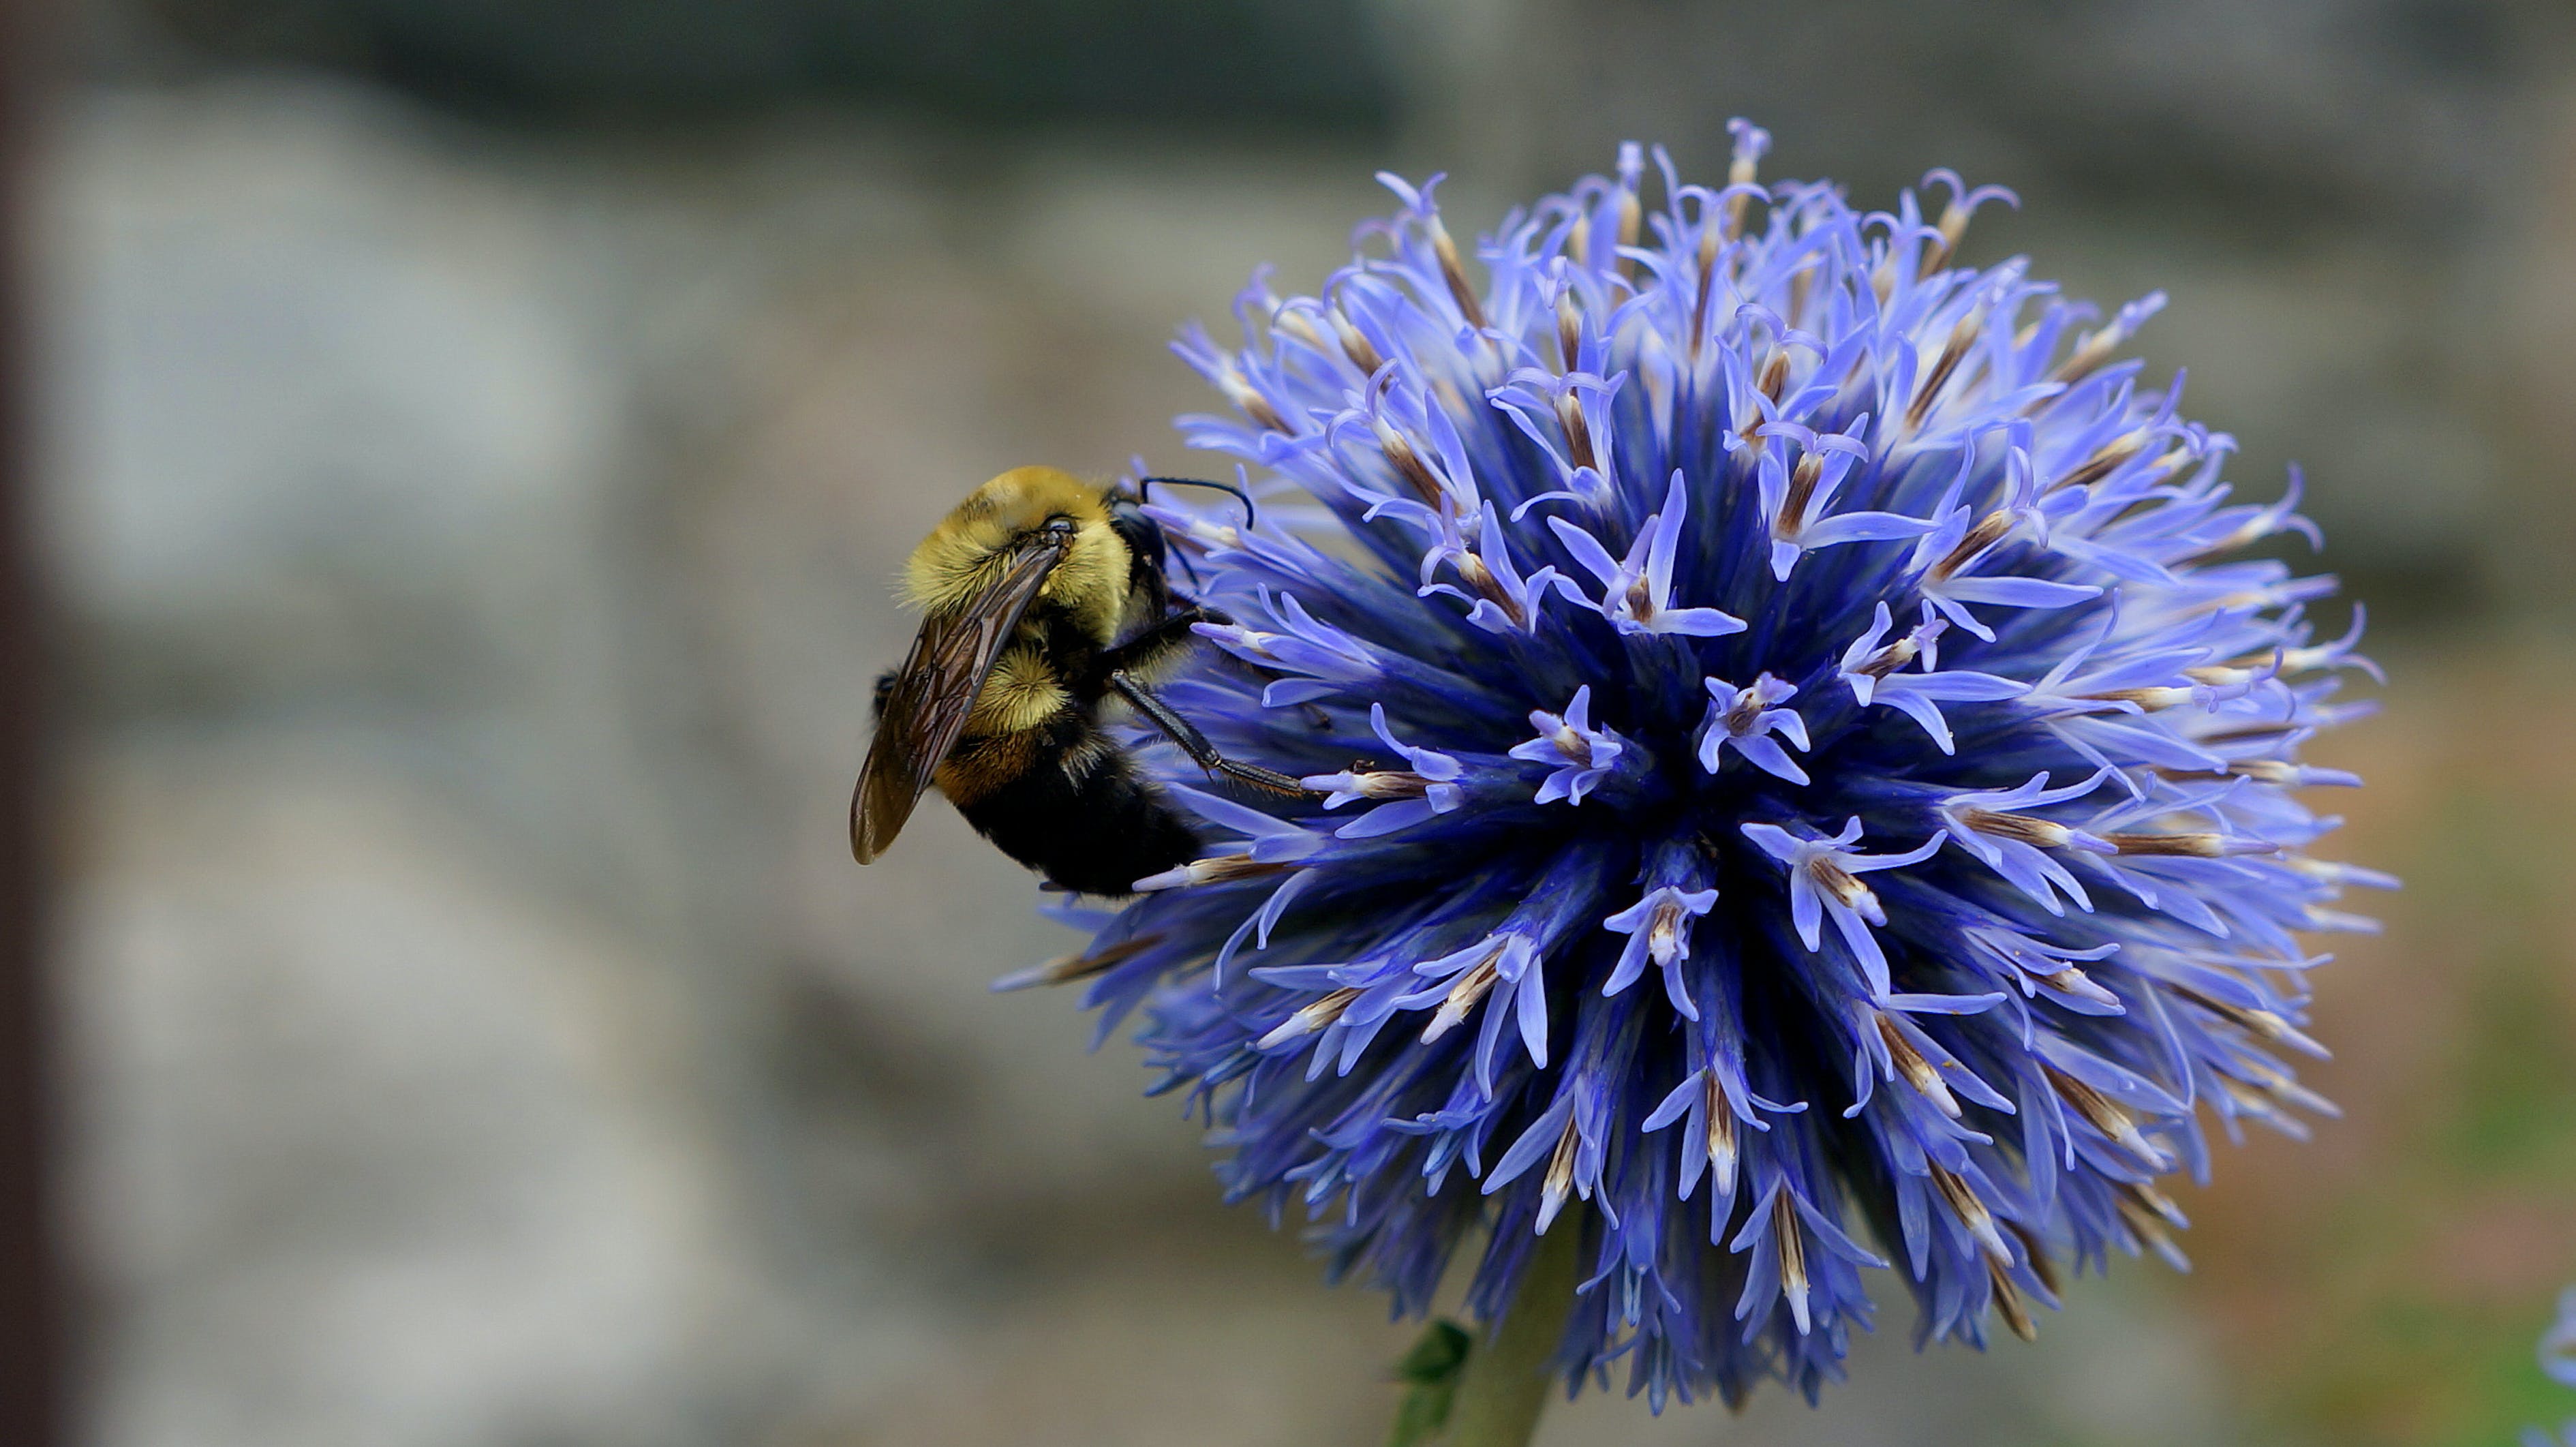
65;742;803;1447
42;36;2565;1446
85;0;1397;130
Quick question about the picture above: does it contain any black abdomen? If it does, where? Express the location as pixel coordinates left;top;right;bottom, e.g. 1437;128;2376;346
955;720;1201;896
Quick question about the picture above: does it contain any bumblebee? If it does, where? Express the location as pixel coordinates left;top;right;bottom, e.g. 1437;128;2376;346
851;466;1311;896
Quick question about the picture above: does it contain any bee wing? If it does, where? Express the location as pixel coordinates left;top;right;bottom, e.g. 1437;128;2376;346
851;535;1069;863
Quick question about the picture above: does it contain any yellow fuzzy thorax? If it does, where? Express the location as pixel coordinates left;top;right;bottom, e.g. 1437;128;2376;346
900;466;1133;645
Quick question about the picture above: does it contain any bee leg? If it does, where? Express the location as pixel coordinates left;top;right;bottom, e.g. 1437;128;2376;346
1108;669;1319;799
1100;604;1227;676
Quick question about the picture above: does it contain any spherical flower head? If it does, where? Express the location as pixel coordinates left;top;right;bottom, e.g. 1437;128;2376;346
1015;130;2391;1408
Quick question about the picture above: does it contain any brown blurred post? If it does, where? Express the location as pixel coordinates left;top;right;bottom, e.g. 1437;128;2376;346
0;0;62;1442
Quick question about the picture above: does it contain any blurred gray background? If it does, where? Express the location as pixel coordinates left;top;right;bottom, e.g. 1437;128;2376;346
33;1;2576;1444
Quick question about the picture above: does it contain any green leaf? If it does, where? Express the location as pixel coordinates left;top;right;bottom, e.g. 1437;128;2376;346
1386;1319;1473;1446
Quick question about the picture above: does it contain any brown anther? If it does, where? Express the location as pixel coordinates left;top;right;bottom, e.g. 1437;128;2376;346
2035;966;2110;1004
1987;1258;2040;1342
1276;308;1330;355
2050;431;2146;493
2051;321;2132;387
1852;635;1922;681
1375;423;1449;512
1810;858;1869;911
1557;390;1599;474
1336;769;1432;802
1931;510;2013;581
2126;1182;2188;1228
1920;198;1976;277
1689;228;1721;360
1776;1213;1810;1305
1538;1112;1584;1229
1721;688;1764;735
1454;551;1527;628
1026;932;1167;987
1220;366;1291;435
2114;1185;2188;1268
2237;1061;2335;1116
1552;720;1595;765
1786;266;1815;329
1615;185;1643;285
1906;309;1984;431
1722;153;1760;241
2168;984;2320;1055
1644;898;1687;958
1556;290;1584;371
1259;986;1363;1048
1875;1013;1960;1118
1758;348;1790;404
2104;832;2230;857
1957;808;2072;849
1624;575;1656;620
1331;307;1383;376
1930;1164;2004;1258
2005;1221;2061;1296
1179;853;1294;886
1776;453;1822;539
1706;1073;1739;1179
2196;720;2299;746
1423;949;1504;1043
2076;685;2193;712
2044;1065;2166;1168
1426;214;1488;331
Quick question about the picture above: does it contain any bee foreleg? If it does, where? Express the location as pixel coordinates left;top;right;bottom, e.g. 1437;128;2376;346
1100;604;1229;677
1108;669;1318;799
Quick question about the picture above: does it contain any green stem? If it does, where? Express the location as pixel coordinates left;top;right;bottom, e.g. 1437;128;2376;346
1440;1225;1581;1447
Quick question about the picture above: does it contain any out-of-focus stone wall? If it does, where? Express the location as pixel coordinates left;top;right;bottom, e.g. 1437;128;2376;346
37;3;2576;1440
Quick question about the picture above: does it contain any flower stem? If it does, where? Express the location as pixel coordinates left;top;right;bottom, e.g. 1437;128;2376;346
1439;1225;1580;1447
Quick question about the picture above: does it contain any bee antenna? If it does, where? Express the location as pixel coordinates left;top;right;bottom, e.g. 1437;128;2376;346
1135;476;1259;530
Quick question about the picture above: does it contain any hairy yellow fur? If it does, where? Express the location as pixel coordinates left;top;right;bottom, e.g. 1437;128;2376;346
900;466;1133;646
968;645;1070;735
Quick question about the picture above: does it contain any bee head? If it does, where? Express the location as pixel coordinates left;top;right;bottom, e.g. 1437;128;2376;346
902;468;1135;637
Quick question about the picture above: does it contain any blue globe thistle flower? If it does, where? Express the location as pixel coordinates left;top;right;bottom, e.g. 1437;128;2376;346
1007;126;2391;1408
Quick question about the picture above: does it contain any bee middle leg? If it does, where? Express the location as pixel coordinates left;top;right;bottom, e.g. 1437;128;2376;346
1108;669;1318;798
